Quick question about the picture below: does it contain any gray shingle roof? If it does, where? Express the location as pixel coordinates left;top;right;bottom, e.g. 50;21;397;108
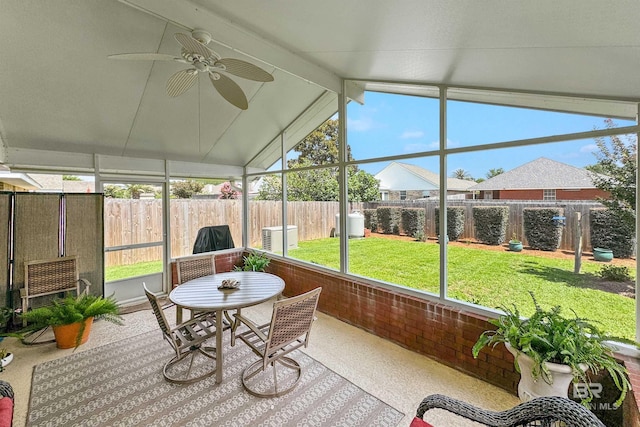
470;157;601;191
398;162;476;191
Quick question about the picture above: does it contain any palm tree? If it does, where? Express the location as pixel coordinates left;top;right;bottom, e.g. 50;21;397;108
486;168;505;179
451;168;472;180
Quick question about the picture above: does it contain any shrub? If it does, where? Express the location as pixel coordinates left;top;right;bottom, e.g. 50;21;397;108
413;229;427;242
472;206;509;245
599;265;632;282
523;207;564;251
435;206;465;241
401;208;425;238
590;208;635;259
363;209;378;232
376;206;402;234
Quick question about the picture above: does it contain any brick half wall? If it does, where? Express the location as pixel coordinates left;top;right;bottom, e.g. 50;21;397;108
267;256;520;392
267;255;640;423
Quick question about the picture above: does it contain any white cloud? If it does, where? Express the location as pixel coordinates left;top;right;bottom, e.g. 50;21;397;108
347;116;374;132
427;139;458;149
400;130;424;139
404;143;430;152
580;144;598;153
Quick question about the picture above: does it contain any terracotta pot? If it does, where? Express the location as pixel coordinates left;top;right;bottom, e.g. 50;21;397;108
52;317;94;349
506;343;586;402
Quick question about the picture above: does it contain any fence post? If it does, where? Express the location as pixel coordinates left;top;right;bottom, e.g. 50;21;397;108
574;212;582;274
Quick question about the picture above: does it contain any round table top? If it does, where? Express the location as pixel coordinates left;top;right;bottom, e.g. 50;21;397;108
169;271;285;311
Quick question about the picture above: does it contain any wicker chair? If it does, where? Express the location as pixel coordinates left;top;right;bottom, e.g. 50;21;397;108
144;283;219;384
232;287;322;397
21;256;91;327
174;253;216;323
413;394;605;427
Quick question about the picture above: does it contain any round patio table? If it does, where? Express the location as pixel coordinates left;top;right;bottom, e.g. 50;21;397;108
169;271;284;384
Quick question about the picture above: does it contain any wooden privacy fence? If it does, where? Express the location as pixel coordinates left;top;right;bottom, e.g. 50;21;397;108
363;200;607;252
104;199;607;266
104;199;364;265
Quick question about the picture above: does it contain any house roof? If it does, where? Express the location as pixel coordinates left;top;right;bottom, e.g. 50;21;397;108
376;162;475;192
1;1;639;177
469;157;602;191
397;163;476;192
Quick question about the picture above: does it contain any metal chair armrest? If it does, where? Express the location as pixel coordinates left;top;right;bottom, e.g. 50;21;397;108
234;313;268;342
78;278;91;294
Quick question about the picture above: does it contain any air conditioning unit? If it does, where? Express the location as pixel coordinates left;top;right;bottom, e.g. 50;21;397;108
262;225;298;252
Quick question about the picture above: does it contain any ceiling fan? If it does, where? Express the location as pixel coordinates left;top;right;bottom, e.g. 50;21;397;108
108;29;274;110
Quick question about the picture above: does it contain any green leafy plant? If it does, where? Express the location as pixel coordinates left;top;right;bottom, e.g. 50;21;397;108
19;294;123;348
472;292;633;407
412;229;426;242
234;251;271;272
598;265;632;282
509;232;521;243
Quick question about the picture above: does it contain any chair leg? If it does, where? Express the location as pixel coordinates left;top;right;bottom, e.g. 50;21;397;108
241;356;302;398
163;346;217;385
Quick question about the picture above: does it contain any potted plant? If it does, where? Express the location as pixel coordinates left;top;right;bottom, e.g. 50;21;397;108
508;233;523;252
20;294;123;349
472;292;632;407
234;251;270;272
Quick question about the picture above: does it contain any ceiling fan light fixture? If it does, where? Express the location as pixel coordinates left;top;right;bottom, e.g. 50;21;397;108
191;29;212;45
109;29;274;109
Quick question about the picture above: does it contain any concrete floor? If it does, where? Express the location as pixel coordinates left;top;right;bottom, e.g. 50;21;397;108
1;300;520;426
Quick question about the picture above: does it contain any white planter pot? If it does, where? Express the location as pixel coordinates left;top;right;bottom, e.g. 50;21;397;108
0;353;12;369
506;344;586;402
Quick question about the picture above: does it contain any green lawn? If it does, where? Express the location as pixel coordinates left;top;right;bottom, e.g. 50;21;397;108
105;260;162;282
104;237;636;339
288;237;636;340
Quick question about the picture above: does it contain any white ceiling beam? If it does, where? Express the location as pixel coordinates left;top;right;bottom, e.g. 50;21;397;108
119;0;342;93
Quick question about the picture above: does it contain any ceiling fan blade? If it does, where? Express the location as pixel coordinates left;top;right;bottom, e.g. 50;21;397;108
215;58;274;82
166;69;198;97
209;73;248;110
108;53;184;62
174;33;213;59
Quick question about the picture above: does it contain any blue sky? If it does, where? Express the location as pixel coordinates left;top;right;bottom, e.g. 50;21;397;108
346;91;636;180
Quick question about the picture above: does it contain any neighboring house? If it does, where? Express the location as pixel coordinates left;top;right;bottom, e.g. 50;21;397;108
28;174;95;193
374;162;475;201
0;171;42;191
469;157;609;200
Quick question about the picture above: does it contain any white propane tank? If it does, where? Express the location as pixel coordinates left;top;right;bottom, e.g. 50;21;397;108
335;212;365;238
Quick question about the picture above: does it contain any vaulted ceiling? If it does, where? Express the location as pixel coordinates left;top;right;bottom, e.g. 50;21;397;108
1;0;638;177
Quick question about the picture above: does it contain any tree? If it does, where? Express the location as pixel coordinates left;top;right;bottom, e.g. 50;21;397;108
103;184;126;198
451;168;473;181
589;118;637;226
219;182;238;199
125;184;154;199
287;119;352;167
257;119;379;202
171;180;204;199
63;175;81;181
486;168;504;179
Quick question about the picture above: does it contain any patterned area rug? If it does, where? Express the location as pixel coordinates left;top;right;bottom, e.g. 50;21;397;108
27;330;403;426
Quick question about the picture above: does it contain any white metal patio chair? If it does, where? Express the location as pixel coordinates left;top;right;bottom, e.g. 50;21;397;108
232;287;322;397
144;282;219;385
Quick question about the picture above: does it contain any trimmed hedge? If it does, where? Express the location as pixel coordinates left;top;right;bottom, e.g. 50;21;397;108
523;207;564;251
473;206;509;245
435;206;465;241
376;206;402;234
589;209;634;258
363;209;378;232
401;208;425;238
